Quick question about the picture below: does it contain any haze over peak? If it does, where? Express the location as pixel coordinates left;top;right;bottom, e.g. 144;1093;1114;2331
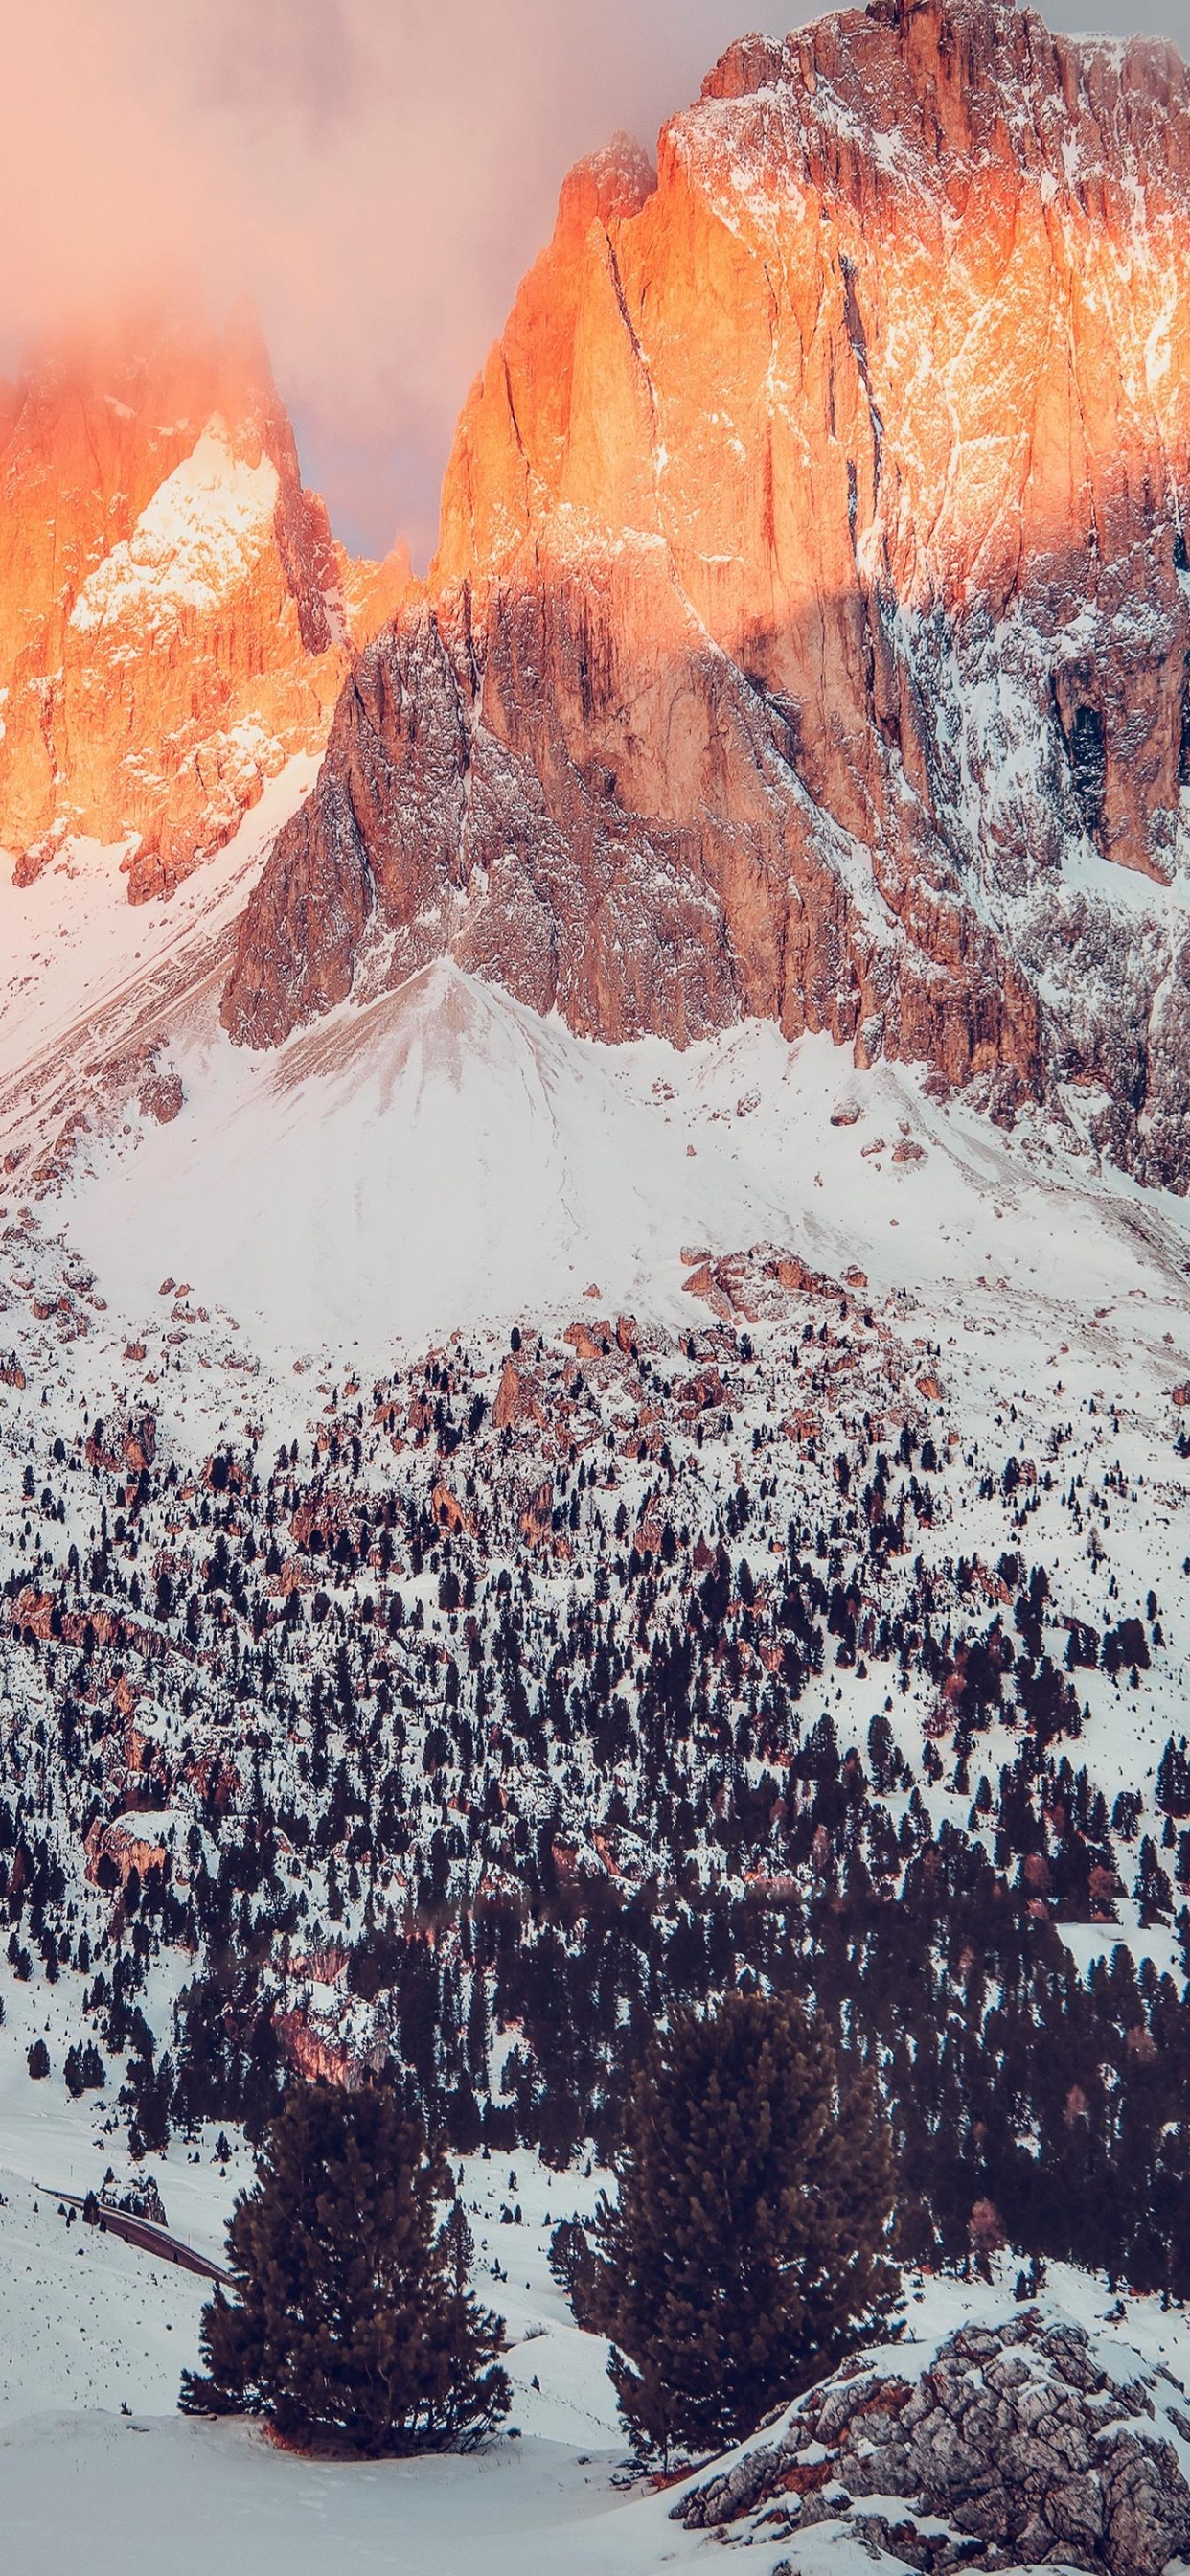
2;0;1189;560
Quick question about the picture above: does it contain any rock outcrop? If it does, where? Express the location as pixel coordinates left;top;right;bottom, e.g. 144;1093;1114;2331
223;0;1190;1187
676;2312;1190;2576
0;305;409;898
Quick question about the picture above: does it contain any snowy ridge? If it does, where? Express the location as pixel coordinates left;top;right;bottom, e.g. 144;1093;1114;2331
673;2288;1190;2574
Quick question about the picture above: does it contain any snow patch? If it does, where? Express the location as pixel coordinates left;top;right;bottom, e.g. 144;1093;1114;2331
68;421;279;639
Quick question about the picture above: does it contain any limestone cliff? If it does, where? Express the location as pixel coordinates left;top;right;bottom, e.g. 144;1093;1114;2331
222;0;1190;1185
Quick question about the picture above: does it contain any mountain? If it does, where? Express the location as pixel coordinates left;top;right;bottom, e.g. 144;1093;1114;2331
0;306;408;903
5;10;1190;2557
223;0;1190;1191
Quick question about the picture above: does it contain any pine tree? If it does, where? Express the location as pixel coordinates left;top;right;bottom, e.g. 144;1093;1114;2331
588;1992;895;2465
1157;1736;1190;1820
439;2197;474;2292
80;2039;107;2090
1136;1834;1175;1925
548;2217;600;2325
179;2079;510;2454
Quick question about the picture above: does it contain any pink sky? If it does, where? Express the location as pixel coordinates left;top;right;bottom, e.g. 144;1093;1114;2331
1;0;1187;561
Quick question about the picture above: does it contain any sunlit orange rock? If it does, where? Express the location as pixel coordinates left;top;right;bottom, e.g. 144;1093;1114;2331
223;0;1190;1184
0;304;410;898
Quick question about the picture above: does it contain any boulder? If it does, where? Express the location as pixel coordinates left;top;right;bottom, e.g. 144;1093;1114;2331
675;2313;1190;2576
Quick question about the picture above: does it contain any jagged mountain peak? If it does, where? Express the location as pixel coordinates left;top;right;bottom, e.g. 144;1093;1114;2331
554;131;657;235
0;299;410;903
698;0;1186;113
219;1;1190;1197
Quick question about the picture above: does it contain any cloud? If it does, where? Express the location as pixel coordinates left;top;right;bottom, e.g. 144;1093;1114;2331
1;0;1188;560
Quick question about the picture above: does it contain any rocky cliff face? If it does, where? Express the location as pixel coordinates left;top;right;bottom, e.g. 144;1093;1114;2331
222;0;1190;1188
0;308;407;900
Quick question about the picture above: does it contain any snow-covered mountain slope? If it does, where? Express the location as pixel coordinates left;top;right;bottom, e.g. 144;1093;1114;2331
3;811;1190;2576
2;759;1189;1910
1;940;1189;2131
2;752;1189;1949
0;757;315;1201
3;772;1190;1370
62;964;1190;1365
0;2114;628;2576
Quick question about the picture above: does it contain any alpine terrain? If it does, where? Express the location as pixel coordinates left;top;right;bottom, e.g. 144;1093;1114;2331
1;5;1190;2574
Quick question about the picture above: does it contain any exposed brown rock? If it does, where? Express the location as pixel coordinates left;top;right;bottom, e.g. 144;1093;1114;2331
492;1358;546;1430
563;1320;610;1362
84;1409;156;1478
137;1069;184;1126
274;2008;358;2089
683;1243;843;1322
431;1483;475;1535
84;1814;168;1890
